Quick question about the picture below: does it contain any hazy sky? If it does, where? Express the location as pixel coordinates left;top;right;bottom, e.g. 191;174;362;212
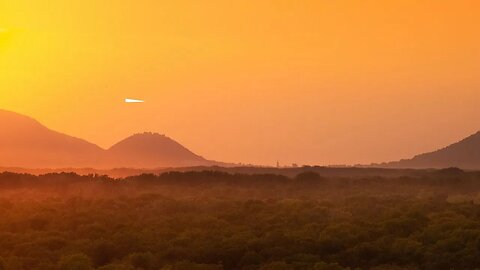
1;1;479;166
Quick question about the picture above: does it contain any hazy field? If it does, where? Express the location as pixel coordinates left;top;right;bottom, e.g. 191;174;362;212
0;168;479;270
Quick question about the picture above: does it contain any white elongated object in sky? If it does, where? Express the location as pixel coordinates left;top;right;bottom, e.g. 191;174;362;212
125;98;144;103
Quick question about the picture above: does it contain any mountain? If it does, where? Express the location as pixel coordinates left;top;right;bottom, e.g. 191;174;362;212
107;132;211;168
0;110;105;168
0;110;218;169
380;131;480;169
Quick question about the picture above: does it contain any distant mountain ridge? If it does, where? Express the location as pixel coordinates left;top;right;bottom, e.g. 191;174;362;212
378;131;480;169
4;109;479;170
0;110;220;169
107;132;211;168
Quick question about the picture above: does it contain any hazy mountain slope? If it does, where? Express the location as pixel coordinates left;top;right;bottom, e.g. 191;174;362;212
0;110;105;168
0;110;218;168
383;131;480;169
106;132;212;168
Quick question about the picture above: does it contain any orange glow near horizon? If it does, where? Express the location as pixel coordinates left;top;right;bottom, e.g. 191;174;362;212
1;1;480;166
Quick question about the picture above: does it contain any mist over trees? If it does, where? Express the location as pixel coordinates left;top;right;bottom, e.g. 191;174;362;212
0;169;479;269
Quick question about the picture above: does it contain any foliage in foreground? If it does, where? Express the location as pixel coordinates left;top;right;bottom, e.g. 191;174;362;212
0;170;479;269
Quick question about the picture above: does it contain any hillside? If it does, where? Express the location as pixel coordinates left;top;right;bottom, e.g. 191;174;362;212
0;110;218;169
0;110;105;168
381;131;480;169
106;132;211;168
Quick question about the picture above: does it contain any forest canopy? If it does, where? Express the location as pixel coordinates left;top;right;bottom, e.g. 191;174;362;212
0;169;479;270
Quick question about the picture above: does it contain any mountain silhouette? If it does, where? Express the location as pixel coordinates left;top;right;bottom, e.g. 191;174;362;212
381;131;480;169
0;110;105;168
107;132;211;168
0;110;218;169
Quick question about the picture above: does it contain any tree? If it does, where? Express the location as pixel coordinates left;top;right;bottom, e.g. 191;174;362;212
130;252;156;270
58;254;93;270
259;261;293;270
162;261;222;270
91;240;117;267
313;262;349;270
97;264;132;270
0;257;5;270
294;172;324;185
239;251;263;267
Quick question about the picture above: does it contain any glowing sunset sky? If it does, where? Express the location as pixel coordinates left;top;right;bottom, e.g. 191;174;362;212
1;1;479;166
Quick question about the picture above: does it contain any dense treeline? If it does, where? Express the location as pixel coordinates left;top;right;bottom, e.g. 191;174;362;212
0;169;480;269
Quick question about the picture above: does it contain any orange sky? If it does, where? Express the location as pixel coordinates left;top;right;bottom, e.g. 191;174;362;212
1;0;480;166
